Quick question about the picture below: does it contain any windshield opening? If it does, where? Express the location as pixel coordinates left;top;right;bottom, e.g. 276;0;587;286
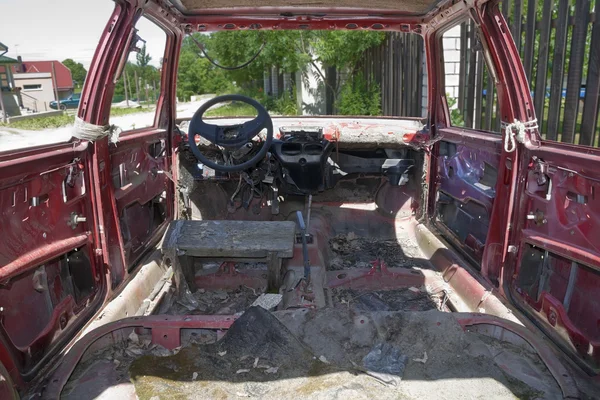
176;30;426;119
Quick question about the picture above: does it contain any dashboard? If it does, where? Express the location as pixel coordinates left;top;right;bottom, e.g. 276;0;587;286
183;123;417;196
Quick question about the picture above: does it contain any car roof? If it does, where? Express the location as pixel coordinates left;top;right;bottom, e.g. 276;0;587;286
169;0;446;16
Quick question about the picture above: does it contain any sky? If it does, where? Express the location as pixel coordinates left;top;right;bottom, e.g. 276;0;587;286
0;0;167;69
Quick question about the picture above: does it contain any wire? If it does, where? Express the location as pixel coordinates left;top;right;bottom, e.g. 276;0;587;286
188;33;266;71
230;174;244;203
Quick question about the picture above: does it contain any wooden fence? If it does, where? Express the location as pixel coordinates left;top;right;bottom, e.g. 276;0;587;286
358;33;425;118
359;0;599;147
503;0;599;146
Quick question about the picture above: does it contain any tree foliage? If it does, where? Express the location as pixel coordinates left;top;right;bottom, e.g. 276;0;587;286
338;76;381;116
62;58;87;88
136;44;152;68
177;48;233;101
175;30;385;104
110;44;163;102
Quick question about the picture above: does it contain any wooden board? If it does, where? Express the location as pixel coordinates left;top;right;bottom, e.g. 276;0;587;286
161;220;296;259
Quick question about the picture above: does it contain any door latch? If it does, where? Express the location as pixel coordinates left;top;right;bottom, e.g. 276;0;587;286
526;210;547;225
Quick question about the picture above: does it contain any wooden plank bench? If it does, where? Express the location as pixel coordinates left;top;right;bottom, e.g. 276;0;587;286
161;220;296;291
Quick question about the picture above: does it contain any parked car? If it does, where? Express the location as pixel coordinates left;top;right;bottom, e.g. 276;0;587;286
1;1;598;399
49;93;80;110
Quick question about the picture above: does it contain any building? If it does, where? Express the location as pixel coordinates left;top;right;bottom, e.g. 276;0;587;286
0;42;21;121
1;43;76;119
11;60;74;111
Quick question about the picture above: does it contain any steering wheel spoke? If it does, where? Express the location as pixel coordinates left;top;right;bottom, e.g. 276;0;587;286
188;95;274;172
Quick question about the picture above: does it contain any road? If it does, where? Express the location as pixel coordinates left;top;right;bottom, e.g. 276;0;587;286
0;96;217;153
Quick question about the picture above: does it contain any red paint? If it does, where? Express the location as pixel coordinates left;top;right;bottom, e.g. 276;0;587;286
326;263;426;290
195;262;267;290
0;234;90;282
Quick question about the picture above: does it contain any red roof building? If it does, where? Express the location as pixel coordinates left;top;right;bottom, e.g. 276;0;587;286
11;60;74;92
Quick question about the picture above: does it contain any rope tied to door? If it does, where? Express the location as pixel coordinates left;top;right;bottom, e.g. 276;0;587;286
73;117;122;144
501;118;538;153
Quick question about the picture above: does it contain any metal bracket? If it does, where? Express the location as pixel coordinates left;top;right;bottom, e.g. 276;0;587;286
67;212;87;229
507;245;519;254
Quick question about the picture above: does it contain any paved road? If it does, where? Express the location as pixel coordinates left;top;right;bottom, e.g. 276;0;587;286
0;96;216;153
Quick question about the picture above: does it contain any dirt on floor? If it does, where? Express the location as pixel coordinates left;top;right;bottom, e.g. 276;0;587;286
61;328;219;400
125;307;561;400
328;232;428;270
330;287;449;312
165;286;263;315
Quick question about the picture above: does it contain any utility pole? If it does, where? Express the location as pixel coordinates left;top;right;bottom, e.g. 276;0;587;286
123;70;129;107
134;70;141;106
144;79;149;105
51;62;61;110
125;70;133;105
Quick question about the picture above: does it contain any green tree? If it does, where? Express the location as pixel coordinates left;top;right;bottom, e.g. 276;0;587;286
176;50;232;101
175;30;385;113
62;58;87;88
202;30;384;88
113;62;136;99
312;31;385;73
136;44;152;69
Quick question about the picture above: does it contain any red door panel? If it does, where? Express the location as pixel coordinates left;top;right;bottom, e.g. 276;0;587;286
511;143;600;373
109;130;172;270
431;127;504;267
0;143;104;380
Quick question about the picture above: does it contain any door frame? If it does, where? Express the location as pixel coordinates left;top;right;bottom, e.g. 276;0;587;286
424;0;540;288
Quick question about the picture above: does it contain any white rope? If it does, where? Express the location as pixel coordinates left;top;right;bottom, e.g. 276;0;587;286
501;118;538;153
73;117;122;144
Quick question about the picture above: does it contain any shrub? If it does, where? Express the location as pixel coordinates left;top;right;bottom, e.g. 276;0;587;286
337;76;381;116
446;95;464;126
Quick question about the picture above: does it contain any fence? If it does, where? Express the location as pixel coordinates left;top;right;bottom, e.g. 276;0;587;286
449;20;501;132
356;1;599;147
456;0;599;146
358;33;425;118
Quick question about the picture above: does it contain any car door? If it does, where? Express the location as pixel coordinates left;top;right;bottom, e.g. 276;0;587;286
427;18;509;285
429;3;600;375
0;3;180;389
508;140;600;374
0;142;103;384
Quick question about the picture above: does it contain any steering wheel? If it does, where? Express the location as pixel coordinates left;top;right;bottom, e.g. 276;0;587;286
187;94;274;172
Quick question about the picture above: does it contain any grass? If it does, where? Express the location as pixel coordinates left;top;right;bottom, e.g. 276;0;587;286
110;106;154;117
0;114;75;130
204;102;258;117
0;107;156;131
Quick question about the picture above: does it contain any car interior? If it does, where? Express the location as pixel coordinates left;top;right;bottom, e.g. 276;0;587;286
0;0;599;398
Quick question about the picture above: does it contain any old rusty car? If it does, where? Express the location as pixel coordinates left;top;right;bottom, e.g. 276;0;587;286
1;0;599;398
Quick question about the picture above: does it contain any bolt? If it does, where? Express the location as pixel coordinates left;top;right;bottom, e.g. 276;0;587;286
42;232;47;238
59;314;67;329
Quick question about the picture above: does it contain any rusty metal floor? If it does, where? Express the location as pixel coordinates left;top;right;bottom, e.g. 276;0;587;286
61;307;563;400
